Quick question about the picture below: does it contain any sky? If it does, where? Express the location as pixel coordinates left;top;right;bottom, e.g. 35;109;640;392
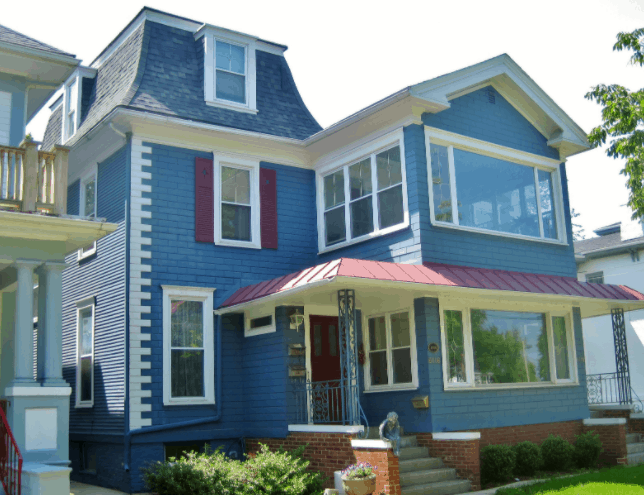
6;0;644;239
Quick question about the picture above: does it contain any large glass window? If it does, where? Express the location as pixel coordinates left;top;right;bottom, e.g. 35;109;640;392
428;141;561;241
215;40;246;104
366;310;416;390
321;140;407;250
76;302;94;407
441;305;575;389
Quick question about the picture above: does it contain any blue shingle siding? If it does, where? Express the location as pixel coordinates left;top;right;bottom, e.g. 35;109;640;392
67;179;80;216
97;147;127;223
419;297;589;432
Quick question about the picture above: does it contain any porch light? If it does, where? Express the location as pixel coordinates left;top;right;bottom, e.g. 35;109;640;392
290;309;305;331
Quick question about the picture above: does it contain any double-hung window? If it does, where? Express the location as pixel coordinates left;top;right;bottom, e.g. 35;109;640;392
162;286;215;406
216;40;246;105
78;166;98;259
441;302;576;390
64;79;78;141
318;131;409;252
214;156;261;249
364;309;418;392
76;297;95;407
426;128;565;243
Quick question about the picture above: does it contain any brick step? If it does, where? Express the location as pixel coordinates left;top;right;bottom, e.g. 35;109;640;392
401;467;458;487
401;479;471;495
590;411;603;418
627;442;644;454
399;446;430;461
399;457;445;473
627;433;642;444
628;451;644;466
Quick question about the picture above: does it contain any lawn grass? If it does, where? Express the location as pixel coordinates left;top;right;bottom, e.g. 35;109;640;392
496;465;644;494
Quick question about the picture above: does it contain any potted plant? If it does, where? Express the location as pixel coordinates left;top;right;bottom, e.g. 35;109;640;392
341;462;377;495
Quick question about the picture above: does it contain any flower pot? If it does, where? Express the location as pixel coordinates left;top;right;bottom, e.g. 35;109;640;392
342;474;376;495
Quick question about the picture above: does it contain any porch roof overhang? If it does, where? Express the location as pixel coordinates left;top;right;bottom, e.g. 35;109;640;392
217;258;644;318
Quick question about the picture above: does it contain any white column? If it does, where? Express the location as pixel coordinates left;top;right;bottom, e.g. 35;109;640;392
11;260;40;386
36;261;67;386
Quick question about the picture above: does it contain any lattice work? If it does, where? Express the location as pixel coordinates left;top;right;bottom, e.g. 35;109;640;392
612;308;631;405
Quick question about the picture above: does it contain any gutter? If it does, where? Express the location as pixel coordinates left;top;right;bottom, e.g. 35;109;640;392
123;313;223;471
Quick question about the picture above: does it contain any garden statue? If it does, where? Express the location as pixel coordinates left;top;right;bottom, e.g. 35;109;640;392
379;411;402;456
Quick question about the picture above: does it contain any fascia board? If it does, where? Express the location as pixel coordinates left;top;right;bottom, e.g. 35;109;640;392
0;41;78;67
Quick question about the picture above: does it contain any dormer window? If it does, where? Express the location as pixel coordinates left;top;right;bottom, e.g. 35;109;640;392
216;40;246;105
64;78;78;141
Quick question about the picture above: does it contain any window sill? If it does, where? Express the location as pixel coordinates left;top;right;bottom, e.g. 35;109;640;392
244;326;276;337
215;239;262;250
318;221;410;255
443;381;580;392
205;99;258;115
163;398;216;407
75;402;93;409
431;220;568;246
363;384;418;394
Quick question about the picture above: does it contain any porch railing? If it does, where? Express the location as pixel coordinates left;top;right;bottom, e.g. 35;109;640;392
0;400;22;495
294;379;359;425
0;143;68;215
587;372;643;412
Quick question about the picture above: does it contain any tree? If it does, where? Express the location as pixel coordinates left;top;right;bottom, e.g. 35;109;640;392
571;208;585;241
585;28;644;220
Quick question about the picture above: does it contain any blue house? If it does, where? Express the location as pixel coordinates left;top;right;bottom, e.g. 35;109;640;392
41;7;644;494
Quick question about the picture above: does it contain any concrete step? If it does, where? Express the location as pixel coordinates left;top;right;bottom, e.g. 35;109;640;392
627;442;644;454
628;452;644;466
627;433;642;444
401;479;471;495
398;446;430;461
401;467;458;487
399;457;445;473
400;436;418;448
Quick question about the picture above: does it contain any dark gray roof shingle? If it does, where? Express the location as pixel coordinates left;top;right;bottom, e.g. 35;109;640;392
0;24;75;58
42;105;62;151
575;231;644;256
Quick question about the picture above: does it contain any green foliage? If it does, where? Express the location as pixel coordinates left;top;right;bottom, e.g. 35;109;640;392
540;435;574;472
586;27;644;220
512;441;542;477
341;462;376;479
571;209;585;241
142;443;326;495
573;432;603;469
481;444;516;484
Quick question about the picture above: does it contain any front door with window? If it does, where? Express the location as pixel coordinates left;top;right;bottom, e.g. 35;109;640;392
309;316;342;422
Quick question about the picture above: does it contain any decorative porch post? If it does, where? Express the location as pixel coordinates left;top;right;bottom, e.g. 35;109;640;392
36;261;67;386
338;289;359;425
10;260;40;386
612;308;632;405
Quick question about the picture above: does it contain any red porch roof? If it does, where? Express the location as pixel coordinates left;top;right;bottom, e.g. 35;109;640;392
219;258;644;309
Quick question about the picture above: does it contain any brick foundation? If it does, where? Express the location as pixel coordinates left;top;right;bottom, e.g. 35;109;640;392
601;408;632;420
246;433;356;488
582;420;628;466
353;448;401;495
629;417;644;435
475;420;584;447
416;434;480;491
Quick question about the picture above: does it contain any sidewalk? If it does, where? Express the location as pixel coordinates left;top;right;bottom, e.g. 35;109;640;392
70;482;127;495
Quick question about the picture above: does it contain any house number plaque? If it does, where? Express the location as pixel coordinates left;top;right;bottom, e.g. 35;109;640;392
428;343;439;353
428;357;441;364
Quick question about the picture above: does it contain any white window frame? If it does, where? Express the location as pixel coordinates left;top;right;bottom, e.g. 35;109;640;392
162;285;216;406
75;297;95;408
213;154;261;249
425;127;568;245
362;307;419;393
200;29;258;114
63;78;79;142
244;312;276;337
78;165;98;260
316;129;409;254
585;272;604;284
439;298;578;391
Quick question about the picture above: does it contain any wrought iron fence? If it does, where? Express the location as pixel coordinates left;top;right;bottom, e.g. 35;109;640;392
0;400;22;495
587;372;642;412
293;379;359;425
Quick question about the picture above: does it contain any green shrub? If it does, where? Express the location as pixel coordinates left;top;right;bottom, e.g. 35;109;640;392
512;441;542;477
540;435;574;471
573;432;603;469
481;444;516;484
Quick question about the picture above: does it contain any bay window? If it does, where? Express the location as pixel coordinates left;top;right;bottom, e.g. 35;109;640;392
441;303;576;389
427;128;565;242
318;131;409;252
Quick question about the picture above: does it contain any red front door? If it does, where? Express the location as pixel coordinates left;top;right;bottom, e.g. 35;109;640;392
309;316;342;422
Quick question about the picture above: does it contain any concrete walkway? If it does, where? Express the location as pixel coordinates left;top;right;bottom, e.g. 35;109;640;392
70;482;127;495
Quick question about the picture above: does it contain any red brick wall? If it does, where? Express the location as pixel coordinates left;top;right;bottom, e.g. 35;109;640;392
353;449;401;495
602;409;632;420
629;418;644;435
416;435;480;490
246;433;356;488
475;420;583;447
583;423;628;466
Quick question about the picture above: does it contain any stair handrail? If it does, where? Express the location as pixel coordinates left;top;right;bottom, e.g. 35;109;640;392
0;400;22;495
631;387;644;414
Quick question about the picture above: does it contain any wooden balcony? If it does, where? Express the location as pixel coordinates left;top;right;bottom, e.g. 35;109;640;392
0;141;69;215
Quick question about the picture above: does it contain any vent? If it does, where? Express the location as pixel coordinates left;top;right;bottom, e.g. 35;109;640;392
487;89;496;104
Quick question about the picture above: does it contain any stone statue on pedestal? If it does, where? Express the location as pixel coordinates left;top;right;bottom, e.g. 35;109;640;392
379;411;402;456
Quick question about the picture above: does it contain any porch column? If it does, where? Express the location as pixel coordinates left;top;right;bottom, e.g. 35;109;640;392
10;260;40;386
36;261;67;386
612;308;632;404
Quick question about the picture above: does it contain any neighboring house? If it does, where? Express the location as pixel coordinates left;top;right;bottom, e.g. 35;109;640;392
575;213;644;408
0;23;117;495
40;7;644;494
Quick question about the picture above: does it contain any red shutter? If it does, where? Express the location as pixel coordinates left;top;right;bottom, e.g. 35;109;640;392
195;157;214;243
260;167;278;249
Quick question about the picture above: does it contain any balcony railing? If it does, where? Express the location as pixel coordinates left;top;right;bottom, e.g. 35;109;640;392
0;142;68;215
293;379;358;425
587;372;643;412
0;400;22;495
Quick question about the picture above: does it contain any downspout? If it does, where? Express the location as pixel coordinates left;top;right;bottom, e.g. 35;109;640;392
123;313;222;471
123;132;133;447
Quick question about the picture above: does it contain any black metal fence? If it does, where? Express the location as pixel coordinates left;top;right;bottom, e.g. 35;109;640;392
587;372;642;412
293;379;359;425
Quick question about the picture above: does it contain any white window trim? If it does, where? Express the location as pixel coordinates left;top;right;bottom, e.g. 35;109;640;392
201;29;258;114
362;307;419;393
162;285;216;406
316;129;410;254
213;154;261;249
61;67;96;144
425;126;568;246
78;165;98;260
439;298;578;392
244;312;276;337
75;297;95;408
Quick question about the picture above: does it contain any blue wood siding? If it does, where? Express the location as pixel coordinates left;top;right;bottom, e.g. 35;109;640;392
67;179;80;216
62;146;127;436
